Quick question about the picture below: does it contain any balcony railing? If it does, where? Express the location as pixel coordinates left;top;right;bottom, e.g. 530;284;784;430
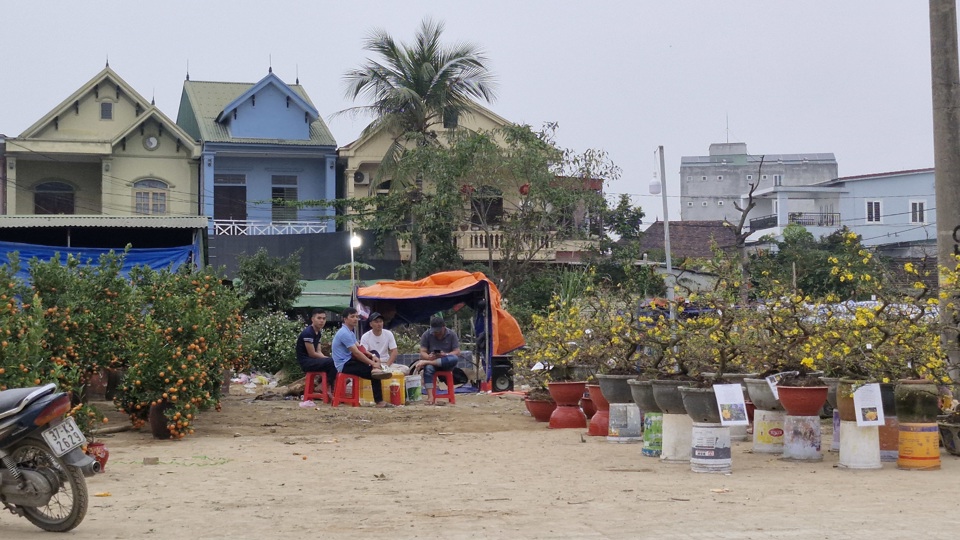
212;219;328;236
450;229;595;262
749;212;841;231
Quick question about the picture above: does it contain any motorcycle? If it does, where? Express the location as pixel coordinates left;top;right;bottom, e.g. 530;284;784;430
0;383;101;532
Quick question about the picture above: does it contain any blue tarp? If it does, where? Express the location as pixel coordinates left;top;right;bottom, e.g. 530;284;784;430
0;240;196;282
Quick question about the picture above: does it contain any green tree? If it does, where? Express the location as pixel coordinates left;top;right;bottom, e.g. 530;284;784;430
235;248;303;315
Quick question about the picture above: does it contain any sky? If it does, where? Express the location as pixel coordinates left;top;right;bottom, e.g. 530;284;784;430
0;1;939;224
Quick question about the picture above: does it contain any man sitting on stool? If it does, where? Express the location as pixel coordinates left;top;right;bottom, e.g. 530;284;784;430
333;307;393;407
412;316;461;405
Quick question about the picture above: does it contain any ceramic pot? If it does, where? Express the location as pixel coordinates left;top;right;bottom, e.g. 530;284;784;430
148;401;173;439
744;378;783;411
836;379;865;422
524;398;556;422
596;374;635;404
547;381;587;429
822;377;840;409
580;396;597;419
628;379;661;413
938;421;960;456
777;386;828;417
651;380;693;414
587;384;610;436
679;386;721;423
895;380;940;423
85;442;110;471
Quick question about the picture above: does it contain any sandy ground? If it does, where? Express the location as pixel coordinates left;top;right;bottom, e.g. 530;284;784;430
4;388;959;540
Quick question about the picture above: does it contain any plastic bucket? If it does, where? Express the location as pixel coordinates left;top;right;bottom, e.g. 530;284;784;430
752;409;784;454
781;415;822;462
660;413;693;463
690;422;732;473
830;409;840;452
838;420;881;469
879;416;899;462
405;374;422;402
607;403;642;443
897;422;941;470
360;373;405;405
642;412;663;457
729;423;748;442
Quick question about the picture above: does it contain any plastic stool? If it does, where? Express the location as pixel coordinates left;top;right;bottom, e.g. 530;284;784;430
303;372;329;404
431;371;456;404
332;373;361;407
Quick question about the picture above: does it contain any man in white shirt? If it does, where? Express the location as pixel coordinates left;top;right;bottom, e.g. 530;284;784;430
360;312;398;367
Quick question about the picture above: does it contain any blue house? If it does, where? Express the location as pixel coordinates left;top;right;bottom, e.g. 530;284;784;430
175;70;338;274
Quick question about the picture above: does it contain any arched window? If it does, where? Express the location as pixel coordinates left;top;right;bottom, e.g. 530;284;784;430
134;179;168;215
34;181;75;215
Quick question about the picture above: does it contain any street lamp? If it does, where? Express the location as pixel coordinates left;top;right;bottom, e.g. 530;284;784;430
649;145;675;320
349;231;362;288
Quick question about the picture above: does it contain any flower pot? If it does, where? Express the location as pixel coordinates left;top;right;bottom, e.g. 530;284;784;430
777;386;828;417
894;380;940;423
596;374;634;404
547;381;587;429
587;384;609;436
651;380;693;414
628;379;661;413
744;378;783;412
822;377;840;409
524;398;556;422
836;379;865;422
580;396;597;419
85;442;110;471
938;421;960;456
679;387;721;423
148;401;174;440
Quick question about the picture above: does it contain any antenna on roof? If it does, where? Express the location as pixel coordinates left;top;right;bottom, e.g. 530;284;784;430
725;113;729;143
186;59;190;81
105;55;109;68
296;64;299;85
151;88;155;106
269;54;272;73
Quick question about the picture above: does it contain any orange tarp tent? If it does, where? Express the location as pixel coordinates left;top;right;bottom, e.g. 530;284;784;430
356;271;525;358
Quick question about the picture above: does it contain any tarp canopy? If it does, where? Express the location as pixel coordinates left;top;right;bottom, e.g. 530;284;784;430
356;271;525;378
0;240;197;282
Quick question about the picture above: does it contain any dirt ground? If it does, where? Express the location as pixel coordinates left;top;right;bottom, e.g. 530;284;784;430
4;386;959;539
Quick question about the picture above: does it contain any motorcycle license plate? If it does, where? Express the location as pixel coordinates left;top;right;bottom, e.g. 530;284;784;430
41;417;85;457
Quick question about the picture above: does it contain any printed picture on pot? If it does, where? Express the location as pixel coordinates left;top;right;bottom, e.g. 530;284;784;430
713;383;749;426
860;407;879;423
721;404;747;422
852;383;884;427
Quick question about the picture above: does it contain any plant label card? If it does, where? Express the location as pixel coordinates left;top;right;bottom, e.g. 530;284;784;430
765;371;799;400
714;383;749;426
852;383;884;427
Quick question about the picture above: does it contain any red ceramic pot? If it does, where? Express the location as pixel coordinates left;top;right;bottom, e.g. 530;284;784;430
580;396;597;419
777;386;828;416
548;382;587;429
525;398;556;422
587;384;610;436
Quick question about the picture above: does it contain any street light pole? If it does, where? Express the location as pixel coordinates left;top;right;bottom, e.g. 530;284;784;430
650;145;675;320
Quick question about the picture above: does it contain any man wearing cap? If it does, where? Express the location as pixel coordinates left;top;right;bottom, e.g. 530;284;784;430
360;312;398;368
413;316;462;405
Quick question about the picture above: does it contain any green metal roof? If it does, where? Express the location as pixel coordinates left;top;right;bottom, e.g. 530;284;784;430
293;279;355;311
178;80;336;146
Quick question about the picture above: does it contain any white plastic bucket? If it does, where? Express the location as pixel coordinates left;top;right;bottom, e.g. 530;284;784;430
607;403;642;443
838;420;881;469
830;409;840;452
690;422;732;473
752;409;785;454
781;415;823;462
660;413;693;463
728;423;748;442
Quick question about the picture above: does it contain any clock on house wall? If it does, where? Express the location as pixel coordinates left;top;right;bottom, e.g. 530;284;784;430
143;135;160;151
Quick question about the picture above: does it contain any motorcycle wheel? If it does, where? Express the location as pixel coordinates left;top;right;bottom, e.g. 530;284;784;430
8;436;88;532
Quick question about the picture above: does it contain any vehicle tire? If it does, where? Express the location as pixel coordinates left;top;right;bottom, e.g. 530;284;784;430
8;436;88;532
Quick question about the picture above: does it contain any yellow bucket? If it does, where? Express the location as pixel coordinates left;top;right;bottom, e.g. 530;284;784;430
360;373;405;405
897;422;941;470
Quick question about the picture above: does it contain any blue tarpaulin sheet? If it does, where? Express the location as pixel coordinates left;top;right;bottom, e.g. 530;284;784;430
0;240;196;282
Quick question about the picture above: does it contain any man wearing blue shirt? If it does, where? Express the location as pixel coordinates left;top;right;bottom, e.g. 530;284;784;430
333;307;392;407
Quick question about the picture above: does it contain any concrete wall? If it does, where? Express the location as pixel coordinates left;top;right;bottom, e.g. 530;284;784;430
838;170;936;246
223;83;312;140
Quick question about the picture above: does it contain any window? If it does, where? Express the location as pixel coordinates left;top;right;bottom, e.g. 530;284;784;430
687;202;693;207
774;174;782;186
866;200;881;223
718;201;724;206
214;174;246;221
747;175;753;180
701;201;708;206
910;201;926;224
701;176;707;181
34;181;75;214
443;108;459;129
762;174;768;180
470;186;503;226
272;175;298;221
717;176;723;181
100;102;113;120
134;179;168;215
687;176;692;182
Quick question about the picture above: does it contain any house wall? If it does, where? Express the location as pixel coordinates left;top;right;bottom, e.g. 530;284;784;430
33;84;145;141
680;143;837;221
837;170;936;246
223;84;311;140
14;161;102;214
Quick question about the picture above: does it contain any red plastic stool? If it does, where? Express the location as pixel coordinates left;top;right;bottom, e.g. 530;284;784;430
332;373;361;407
431;371;456;404
303;372;329;404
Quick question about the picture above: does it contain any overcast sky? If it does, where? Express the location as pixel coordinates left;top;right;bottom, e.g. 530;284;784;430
0;1;938;222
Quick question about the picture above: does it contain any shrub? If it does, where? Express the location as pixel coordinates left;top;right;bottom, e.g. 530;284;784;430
242;312;302;379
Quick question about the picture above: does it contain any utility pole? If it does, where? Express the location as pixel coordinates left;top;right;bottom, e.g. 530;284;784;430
929;0;960;382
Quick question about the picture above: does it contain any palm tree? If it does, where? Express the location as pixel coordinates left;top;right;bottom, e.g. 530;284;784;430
341;18;497;149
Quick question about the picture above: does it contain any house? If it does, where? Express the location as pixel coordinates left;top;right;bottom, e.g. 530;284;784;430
745;168;937;258
338;102;599;264
176;70;353;278
680;143;838;222
0;66;206;270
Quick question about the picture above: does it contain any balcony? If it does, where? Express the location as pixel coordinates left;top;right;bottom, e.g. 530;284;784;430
452;229;595;262
212;219;328;236
749;212;841;232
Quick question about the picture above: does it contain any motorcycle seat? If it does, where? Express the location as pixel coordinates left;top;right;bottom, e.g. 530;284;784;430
0;384;58;421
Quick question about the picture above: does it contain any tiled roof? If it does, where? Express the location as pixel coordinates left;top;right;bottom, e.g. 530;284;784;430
179;81;335;146
640;220;738;259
